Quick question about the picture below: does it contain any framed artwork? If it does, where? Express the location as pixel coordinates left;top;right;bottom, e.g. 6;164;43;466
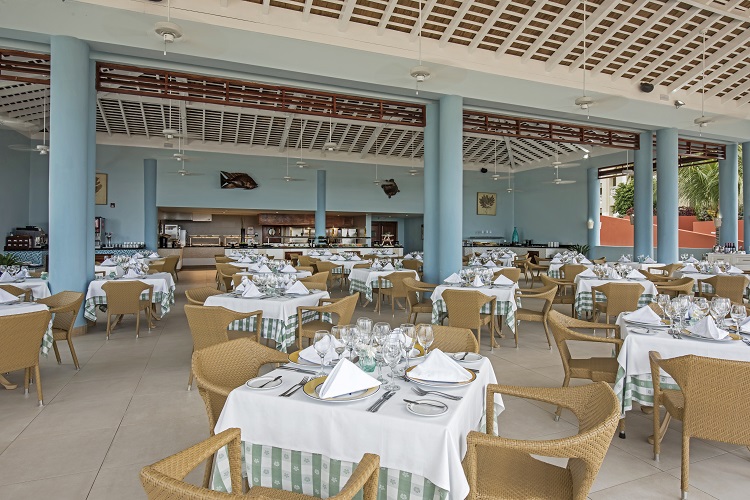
477;192;497;216
95;173;108;205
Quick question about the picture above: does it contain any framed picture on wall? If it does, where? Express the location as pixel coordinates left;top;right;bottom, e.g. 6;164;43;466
477;192;497;216
95;173;108;205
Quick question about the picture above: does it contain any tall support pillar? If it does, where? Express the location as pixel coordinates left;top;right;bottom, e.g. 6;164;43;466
85;59;96;286
719;143;739;247
587;168;600;257
437;95;463;281
744;142;750;251
655;128;679;263
144;159;158;250
422;102;439;284
49;36;92;325
634;131;654;258
315;170;326;240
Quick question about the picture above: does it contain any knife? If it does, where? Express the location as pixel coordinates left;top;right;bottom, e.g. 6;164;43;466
403;399;447;409
367;391;394;412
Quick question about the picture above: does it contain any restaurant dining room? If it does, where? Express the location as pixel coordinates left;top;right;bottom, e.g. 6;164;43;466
3;0;750;499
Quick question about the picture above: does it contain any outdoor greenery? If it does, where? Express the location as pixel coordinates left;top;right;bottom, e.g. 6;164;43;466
0;253;21;266
570;244;590;255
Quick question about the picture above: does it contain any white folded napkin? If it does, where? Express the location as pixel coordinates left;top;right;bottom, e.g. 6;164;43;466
404;255;413;260
409;349;471;382
681;263;698;273
0;287;20;302
483;260;496;268
578;268;597;278
471;275;484;287
114;266;125;277
246;263;261;272
323;251;332;256
686;256;698;263
123;268;141;279
739;317;750;334
382;263;395;271
133;252;143;259
309;251;319;256
624;305;662;325
149;252;160;259
580;258;592;265
609;271;623;280
319;358;380;399
240;256;253;263
416;255;423;261
280;265;297;273
444;273;461;284
728;266;743;274
257;264;272;273
329;255;342;261
299;334;344;365
501;253;513;259
554;253;562;259
644;257;656;264
550;258;562;264
285;281;309;295
100;258;117;266
626;269;646;280
241;283;263;298
618;256;631;263
493;274;514;286
350;255;361;261
687;316;728;340
235;277;251;292
712;265;723;275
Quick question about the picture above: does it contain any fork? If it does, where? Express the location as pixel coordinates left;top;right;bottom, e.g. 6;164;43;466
279;377;310;397
412;386;462;400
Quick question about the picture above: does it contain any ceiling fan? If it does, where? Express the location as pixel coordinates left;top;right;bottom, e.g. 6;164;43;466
154;0;183;56
693;29;714;135
274;137;305;181
574;0;593;119
545;166;576;185
9;94;49;155
550;152;580;169
321;115;338;155
407;129;422;176
168;158;204;176
0;114;35;131
409;0;432;95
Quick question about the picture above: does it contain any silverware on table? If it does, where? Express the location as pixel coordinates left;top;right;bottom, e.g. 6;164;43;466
403;399;447;409
367;390;395;412
278;365;317;375
412;387;462;400
257;375;282;388
279;377;310;397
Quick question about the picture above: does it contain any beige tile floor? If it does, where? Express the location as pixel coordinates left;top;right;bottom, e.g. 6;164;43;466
1;268;749;499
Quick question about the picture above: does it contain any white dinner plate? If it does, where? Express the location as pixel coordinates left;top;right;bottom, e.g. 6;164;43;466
245;376;283;390
680;330;738;342
628;327;656;335
405;399;448;417
303;377;380;403
405;366;476;388
624;319;669;329
450;352;483;363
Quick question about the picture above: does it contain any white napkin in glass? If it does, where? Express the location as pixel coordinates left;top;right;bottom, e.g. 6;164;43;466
444;273;461;284
280;265;297;273
554;253;562;259
133;253;143;259
550;258;562;264
382;263;395;271
728;266;743;274
409;349;471;382
235;277;251;292
681;263;698;273
644;257;656;264
687;316;728;340
298;335;343;365
319;358;380;399
241;256;253;263
626;269;646;280
618;256;631;263
0;288;19;302
471;275;484;287
686;256;698;263
149;252;160;259
484;260;496;268
241;283;263;298
257;265;272;273
100;258;116;266
123;268;141;279
285;281;309;295
493;274;514;286
578;268;597;278
350;255;361;261
624;305;662;325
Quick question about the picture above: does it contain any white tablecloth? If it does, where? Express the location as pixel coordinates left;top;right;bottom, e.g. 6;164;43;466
237;271;313;279
548;262;593;275
214;357;502;499
84;273;176;321
348;268;418;288
7;279;51;299
432;284;518;306
574;277;658;298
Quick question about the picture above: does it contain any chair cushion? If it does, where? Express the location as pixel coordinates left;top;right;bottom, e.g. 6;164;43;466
300;319;333;338
569;357;618;383
662;389;685;420
515;308;544;322
470;446;573;500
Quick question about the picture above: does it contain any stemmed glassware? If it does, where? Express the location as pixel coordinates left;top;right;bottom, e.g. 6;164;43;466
664;300;679;336
313;331;330;377
331;326;346;362
675;294;692;329
400;323;416;371
357;317;373;338
730;304;747;333
656;294;671;321
692;297;710;322
710;297;731;328
381;338;403;391
372;322;390;382
416;324;434;355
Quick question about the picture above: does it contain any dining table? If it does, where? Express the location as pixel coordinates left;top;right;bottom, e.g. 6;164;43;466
83;272;176;322
674;270;750;295
211;355;502;499
203;289;331;352
348;268;418;303
236;270;313;280
431;283;520;333
573;276;658;316
547;262;593;279
1;278;51;300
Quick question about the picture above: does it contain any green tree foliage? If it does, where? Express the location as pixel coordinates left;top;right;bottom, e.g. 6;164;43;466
612;180;634;216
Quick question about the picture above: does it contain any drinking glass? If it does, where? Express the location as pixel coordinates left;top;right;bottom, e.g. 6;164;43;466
331;326;346;362
676;294;692;329
372;322;391;382
693;297;709;322
381;339;402;391
656;294;671;321
730;304;747;333
400;323;416;370
312;331;330;377
417;324;434;355
357;317;373;337
664;300;678;335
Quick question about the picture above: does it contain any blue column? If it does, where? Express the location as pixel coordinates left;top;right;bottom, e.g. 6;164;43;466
85;60;96;286
744;142;750;251
634;131;654;258
719;143;739;247
437;95;463;280
422;102;439;284
587;167;600;257
655;128;679;263
144;159;158;251
49;36;91;326
315;170;326;239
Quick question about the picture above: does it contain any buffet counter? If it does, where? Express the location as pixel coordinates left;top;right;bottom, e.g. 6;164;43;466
463;245;573;259
706;253;750;270
223;246;403;262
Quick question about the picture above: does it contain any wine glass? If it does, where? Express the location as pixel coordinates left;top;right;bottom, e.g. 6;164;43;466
372;322;391;382
676;294;692;329
730;304;747;333
656;294;671;321
357;317;373;337
381;338;402;391
312;331;330;377
331;326;346;362
416;324;434;355
693;297;709;322
400;323;416;370
664;300;678;335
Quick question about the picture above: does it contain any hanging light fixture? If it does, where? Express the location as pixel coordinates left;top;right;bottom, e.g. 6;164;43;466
374;129;382;185
408;129;420;175
410;0;431;95
154;0;184;56
491;139;501;181
694;29;713;133
323;114;337;152
574;0;594;118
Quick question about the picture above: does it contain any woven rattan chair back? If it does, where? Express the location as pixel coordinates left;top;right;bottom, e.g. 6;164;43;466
186;305;255;352
214;256;232;264
492;268;521;283
655;277;695;298
442;289;491;330
185;286;224;306
352;263;370;269
101;281;151;315
561;264;587;280
231;273;246;288
215;263;240;291
147;262;166;274
0;309;51;405
381;271;414;297
296;266;315;274
36;291;84;369
548;310;621;381
403;277;424;309
298;255;320;267
641;269;673;283
162;255;180;280
427;324;479;353
592;282;645;319
0;284;31;302
702;275;747;303
654;263;684;277
401;259;421;274
325;293;359;325
299;271;329;291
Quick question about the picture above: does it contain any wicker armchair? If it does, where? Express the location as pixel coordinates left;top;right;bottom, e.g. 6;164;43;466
526;261;548;285
651;263;683;277
649;352;750;500
640;269;673;283
162;255;180;282
654;277;695;298
296;265;315;274
403;277;437;324
299;271;329;291
514;284;557;349
590;282;644;323
540;275;576;317
0;309;51;405
462;382;619;500
377;271;414;317
298;255;320;267
560;264;586;280
312;261;345;290
592;258;607;265
36;291;84;369
441;289;496;348
514;254;531;282
185;286;224;306
186;304;263;390
101;281;153;339
215;256;232;264
401;259;422;278
216;263;240;291
492;268;521;283
0;284;31;302
426;324;479;353
147;261;166;274
296;293;359;349
697;275;747;303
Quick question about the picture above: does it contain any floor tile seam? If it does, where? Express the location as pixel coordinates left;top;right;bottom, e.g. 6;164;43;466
589;471;719;499
0;469;100;489
587;469;663;493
